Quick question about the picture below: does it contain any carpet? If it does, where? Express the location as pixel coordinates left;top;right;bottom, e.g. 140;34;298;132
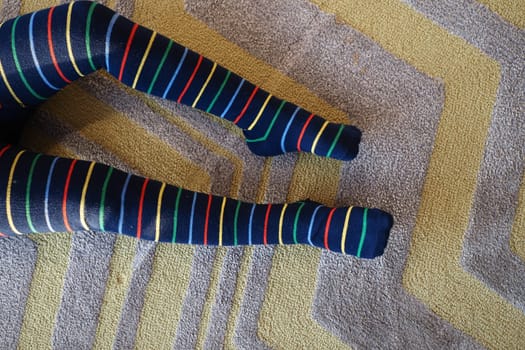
0;0;523;349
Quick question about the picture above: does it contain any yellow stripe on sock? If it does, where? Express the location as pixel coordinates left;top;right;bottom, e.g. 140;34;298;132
6;150;26;235
278;204;288;245
341;206;353;254
0;59;25;107
0;24;25;108
66;2;85;77
132;31;157;89
80;161;96;231
192;62;217;108
247;94;273;130
155;182;167;242
311;121;329;155
219;197;227;246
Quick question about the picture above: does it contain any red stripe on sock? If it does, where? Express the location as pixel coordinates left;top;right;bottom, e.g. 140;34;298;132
118;23;139;81
233;86;259;124
177;55;203;103
297;113;315;152
263;204;272;245
136;178;149;239
324;208;337;251
62;159;78;232
204;194;212;245
0;144;12;157
48;7;72;84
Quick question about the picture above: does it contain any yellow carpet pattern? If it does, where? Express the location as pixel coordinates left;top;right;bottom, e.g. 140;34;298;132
0;0;523;349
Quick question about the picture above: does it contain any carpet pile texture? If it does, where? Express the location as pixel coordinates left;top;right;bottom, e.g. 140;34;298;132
0;0;523;349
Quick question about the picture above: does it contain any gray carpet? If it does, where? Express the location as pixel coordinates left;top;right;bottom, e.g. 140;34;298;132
0;0;523;349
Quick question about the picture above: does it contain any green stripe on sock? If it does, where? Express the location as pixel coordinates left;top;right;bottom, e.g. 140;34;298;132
326;124;345;158
245;100;286;142
356;208;368;258
99;166;113;231
233;200;241;246
147;40;173;94
25;153;42;233
293;202;306;244
172;188;183;243
12;17;46;101
85;1;98;72
206;70;231;113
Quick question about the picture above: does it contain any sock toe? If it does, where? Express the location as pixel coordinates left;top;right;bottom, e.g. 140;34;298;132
359;208;393;259
327;125;361;161
243;123;362;160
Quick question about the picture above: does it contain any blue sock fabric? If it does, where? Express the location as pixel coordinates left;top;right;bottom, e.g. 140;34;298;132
0;145;392;258
0;1;361;160
0;2;393;258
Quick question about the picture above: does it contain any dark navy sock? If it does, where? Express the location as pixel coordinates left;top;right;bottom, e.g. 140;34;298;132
0;145;392;258
0;1;361;160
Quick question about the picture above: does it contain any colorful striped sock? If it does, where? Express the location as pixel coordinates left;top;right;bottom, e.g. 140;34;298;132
0;145;392;258
0;1;361;160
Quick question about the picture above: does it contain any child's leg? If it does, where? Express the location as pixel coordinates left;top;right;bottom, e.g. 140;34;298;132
0;144;392;258
0;1;361;160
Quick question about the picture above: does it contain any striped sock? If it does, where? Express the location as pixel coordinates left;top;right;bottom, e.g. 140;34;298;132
0;1;361;160
0;145;392;258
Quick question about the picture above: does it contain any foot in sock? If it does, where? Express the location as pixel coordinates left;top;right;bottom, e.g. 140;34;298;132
0;1;361;160
0;145;392;258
